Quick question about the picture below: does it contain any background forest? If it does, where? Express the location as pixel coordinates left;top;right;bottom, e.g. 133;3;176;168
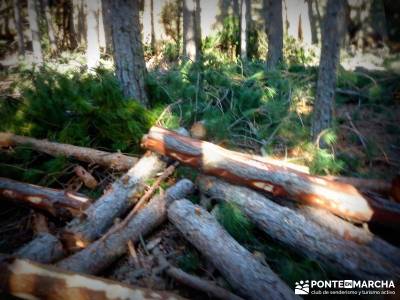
0;0;399;299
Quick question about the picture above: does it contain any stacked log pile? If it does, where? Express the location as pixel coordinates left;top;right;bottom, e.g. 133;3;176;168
0;128;399;300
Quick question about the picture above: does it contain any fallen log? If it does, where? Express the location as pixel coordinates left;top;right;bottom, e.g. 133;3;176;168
61;153;166;251
74;165;98;189
0;132;138;171
16;233;64;263
168;199;297;300
0;177;91;217
198;176;400;279
17;154;166;261
0;255;185;300
153;248;244;300
274;198;400;267
142;126;399;225
57;179;194;274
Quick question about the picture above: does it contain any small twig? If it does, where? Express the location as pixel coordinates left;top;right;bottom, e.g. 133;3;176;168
127;240;141;269
153;248;244;300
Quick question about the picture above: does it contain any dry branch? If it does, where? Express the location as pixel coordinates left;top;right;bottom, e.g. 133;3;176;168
153;248;244;300
168;199;298;300
0;255;184;300
57;179;194;274
198;176;400;279
0;177;91;217
74;165;98;189
0;132;138;171
142;126;400;225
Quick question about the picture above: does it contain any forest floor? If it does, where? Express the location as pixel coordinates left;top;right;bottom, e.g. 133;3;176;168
0;48;399;298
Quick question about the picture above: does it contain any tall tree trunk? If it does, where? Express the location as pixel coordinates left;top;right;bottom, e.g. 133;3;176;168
264;0;283;70
150;0;156;54
306;0;319;44
183;0;198;61
98;0;106;51
27;0;43;65
72;0;85;46
103;0;148;106
100;0;112;53
240;0;247;59
43;0;57;54
85;0;100;69
311;0;346;141
12;0;25;56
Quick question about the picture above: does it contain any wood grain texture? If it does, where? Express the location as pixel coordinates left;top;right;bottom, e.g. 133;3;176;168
142;126;400;227
57;179;194;274
168;199;298;300
197;176;400;279
0;256;185;300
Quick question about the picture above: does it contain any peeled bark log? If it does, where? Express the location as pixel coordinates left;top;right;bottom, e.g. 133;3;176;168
0;177;91;217
16;233;64;264
168;199;297;300
142;127;376;223
57;179;194;274
198;176;400;279
0;132;138;171
62;153;165;251
0;256;184;300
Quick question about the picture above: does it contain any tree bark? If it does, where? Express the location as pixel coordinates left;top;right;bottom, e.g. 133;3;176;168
57;179;194;274
72;0;86;46
311;0;346;140
198;176;400;279
12;0;25;56
103;0;148;106
0;177;91;217
43;0;57;54
85;0;100;69
183;0;200;62
264;0;283;70
16;233;64;263
154;248;244;300
27;0;43;65
0;256;185;300
168;199;297;300
61;153;165;251
142;127;378;223
0;132;138;171
150;0;156;54
18;154;165;263
240;0;248;60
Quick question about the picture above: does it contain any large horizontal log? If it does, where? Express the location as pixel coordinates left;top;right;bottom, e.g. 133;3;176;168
142;126;399;225
57;179;194;274
0;255;184;300
0;132;138;171
168;199;297;300
0;177;91;217
16;154;166;262
198;176;400;279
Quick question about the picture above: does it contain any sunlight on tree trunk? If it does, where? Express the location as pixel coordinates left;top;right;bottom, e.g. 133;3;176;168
73;0;86;47
98;0;106;51
27;0;43;65
311;0;346;141
12;0;25;57
86;0;100;70
264;0;283;70
103;0;148;106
